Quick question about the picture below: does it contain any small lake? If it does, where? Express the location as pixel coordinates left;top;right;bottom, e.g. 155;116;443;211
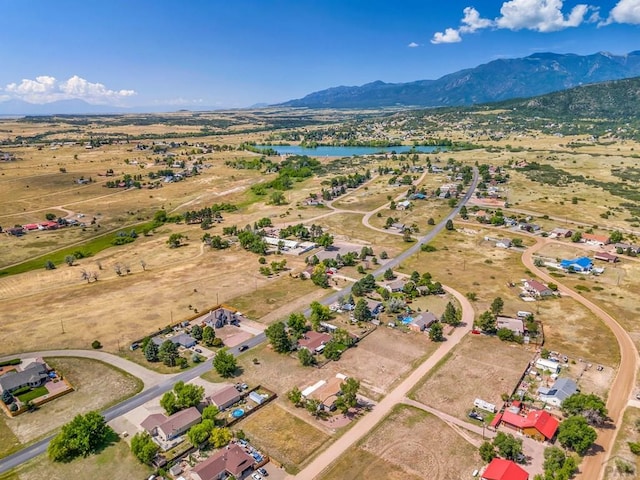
256;145;446;157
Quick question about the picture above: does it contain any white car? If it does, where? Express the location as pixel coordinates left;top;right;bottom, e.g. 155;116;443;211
251;474;263;480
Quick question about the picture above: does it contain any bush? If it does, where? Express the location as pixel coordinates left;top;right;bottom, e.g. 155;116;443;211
0;359;21;367
91;340;102;349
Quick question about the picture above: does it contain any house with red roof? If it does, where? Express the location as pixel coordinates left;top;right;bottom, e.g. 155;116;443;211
500;408;559;442
523;279;554;298
481;458;529;480
297;331;331;354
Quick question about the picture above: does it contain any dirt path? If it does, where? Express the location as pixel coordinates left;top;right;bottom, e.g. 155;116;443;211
291;284;474;479
0;349;171;389
522;238;639;480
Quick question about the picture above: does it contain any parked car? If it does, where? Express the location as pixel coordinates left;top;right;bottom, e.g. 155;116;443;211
239;344;249;352
257;467;268;476
195;348;202;353
251;474;263;480
468;411;484;421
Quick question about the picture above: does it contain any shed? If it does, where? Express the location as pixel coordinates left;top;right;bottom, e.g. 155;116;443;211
535;358;560;374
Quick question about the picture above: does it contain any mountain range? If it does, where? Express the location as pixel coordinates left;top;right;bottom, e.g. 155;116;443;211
280;51;640;109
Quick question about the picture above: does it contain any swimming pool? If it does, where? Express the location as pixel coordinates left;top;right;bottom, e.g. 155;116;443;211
401;316;413;324
231;408;245;418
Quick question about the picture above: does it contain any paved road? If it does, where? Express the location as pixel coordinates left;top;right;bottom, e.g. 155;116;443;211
0;168;478;475
293;284;475;479
522;238;639;480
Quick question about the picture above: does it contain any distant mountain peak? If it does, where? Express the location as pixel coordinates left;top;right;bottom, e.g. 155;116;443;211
279;51;640;109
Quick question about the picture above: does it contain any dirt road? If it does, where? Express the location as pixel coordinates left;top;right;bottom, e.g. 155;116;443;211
292;285;474;479
522;238;639;480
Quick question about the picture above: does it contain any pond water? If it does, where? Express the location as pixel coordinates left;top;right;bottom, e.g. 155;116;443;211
256;145;446;157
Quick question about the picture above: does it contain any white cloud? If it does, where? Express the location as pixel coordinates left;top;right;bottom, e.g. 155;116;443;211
606;0;640;24
408;41;420;48
459;7;493;33
432;0;595;44
497;0;590;32
1;75;136;104
431;28;462;44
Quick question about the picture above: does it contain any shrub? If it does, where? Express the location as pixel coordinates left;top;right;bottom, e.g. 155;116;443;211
91;340;102;349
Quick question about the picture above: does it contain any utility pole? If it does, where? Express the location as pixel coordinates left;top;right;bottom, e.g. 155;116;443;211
60;319;65;334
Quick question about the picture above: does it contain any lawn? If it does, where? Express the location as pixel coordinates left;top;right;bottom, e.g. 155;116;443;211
320;404;481;480
239;403;331;474
15;386;49;404
0;438;151;480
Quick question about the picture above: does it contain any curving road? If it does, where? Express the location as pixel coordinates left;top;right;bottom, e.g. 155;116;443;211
522;238;639;480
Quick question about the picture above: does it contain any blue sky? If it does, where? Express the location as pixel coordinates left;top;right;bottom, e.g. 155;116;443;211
0;0;638;108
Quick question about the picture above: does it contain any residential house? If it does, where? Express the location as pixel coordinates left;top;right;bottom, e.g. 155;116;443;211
612;243;640;254
302;374;347;411
581;233;609;247
152;333;196;349
390;222;406;231
396;200;411;210
549;228;572;238
408;312;438;332
0;361;49;393
523;280;554;297
190;444;255;480
481;458;529;480
410;192;427;200
559;256;593;273
141;406;201;442
496;316;525;336
537;377;578;407
297;331;332;354
535;358;561;374
364;299;384;317
500;407;559;441
382;278;406;293
496;239;512;249
6;227;25;236
594;252;618;263
208;385;242;411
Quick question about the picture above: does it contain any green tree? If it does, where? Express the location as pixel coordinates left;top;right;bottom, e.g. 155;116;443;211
130;431;159;464
167;233;185;248
340;377;360;409
493;432;523;462
64;255;75;266
48;411;111;462
288;386;303;407
270;191;286;205
305;398;321;417
460;205;468;219
210;427;233;448
323;340;343;360
143;341;159;362
477;310;497;334
202;405;219;422
191;324;203;341
310;301;332;330
287;313;307;338
353;298;372;322
490;297;504;316
383;268;395;280
159;340;179;367
441;301;461;326
445;219;454;231
45;212;56;221
202;325;216;347
557;415;597;455
571;231;582;243
561;393;608;426
429;322;444;341
44;260;56;270
479;441;496;463
187;419;214;447
213;348;237;377
265;321;292;353
298;347;315;366
173;381;205;409
609;230;623;244
160;391;179;415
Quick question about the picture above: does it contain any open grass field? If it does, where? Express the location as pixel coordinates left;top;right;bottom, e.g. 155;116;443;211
320;404;481;480
604;406;640;479
316;213;406;254
1;357;142;445
409;335;534;421
400;227;620;367
0;438;151;480
239;403;331;474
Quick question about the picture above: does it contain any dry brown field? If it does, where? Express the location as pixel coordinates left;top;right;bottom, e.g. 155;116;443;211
238;403;331;474
409;335;533;421
320;404;481;480
400;227;620;367
604;406;640;479
1;357;141;445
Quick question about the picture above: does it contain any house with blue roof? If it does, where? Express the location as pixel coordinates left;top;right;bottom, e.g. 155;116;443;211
560;256;593;273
